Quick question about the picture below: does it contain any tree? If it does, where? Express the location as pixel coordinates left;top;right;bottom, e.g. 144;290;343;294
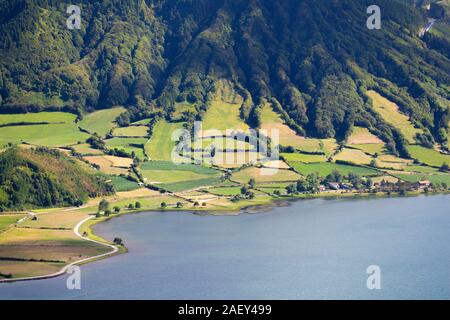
135;201;142;209
247;191;255;199
104;210;112;216
365;177;374;189
98;199;109;212
128;203;135;210
193;201;200;207
370;159;377;168
440;163;449;172
248;178;256;189
176;202;183;208
286;184;297;195
113;237;124;245
241;186;249;195
160;202;167;209
113;206;121;214
306;173;320;193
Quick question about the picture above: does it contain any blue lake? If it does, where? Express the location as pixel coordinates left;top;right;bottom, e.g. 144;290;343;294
1;195;449;299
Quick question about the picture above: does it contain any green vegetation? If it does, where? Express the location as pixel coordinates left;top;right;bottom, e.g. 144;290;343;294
281;153;327;163
108;176;140;192
288;162;380;177
367;91;423;143
145;121;184;161
112;126;148;137
104;138;147;160
78;108;125;137
208;187;243;196
159;177;223;192
407;145;450;167
0;112;76;126
140;161;218;175
0;215;23;233
0;148;112;211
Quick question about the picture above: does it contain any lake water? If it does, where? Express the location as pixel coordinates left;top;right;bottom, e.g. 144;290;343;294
1;195;449;300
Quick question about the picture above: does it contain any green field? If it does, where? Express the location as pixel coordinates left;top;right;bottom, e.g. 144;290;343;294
140;161;218;175
0;112;76;126
208;186;243;196
159;177;223;192
281;152;327;163
202;83;249;132
112;126;148;137
394;173;450;185
0;215;24;233
104;138;147;160
71;143;104;155
78;107;125;136
288;162;380;177
367;90;422;143
407;145;450;168
351;144;386;156
145;121;185;161
108;176;141;192
0;123;89;147
403;165;440;174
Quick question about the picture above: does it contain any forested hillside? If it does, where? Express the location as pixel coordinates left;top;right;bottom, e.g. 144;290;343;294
0;0;449;153
0;147;112;211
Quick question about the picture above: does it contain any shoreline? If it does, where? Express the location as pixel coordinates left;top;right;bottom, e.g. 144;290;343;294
1;190;449;283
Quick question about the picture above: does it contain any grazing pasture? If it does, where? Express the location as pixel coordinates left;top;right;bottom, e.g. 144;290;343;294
260;103;305;148
201;82;248;134
112;126;148;137
367;90;422;143
281;153;327;163
288;162;380;177
108;176;141;192
78;107;125;136
407;145;450;167
347;126;383;145
0;123;88;147
0;215;24;233
232;167;302;184
0;112;76;126
333;148;374;165
145;121;184;161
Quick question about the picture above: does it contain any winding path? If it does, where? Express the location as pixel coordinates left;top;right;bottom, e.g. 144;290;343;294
0;215;119;283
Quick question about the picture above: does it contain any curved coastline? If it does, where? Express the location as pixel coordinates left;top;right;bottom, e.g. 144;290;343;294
0;191;449;283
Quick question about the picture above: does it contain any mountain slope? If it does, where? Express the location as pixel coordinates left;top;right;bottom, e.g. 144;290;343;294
0;0;449;152
0;147;112;211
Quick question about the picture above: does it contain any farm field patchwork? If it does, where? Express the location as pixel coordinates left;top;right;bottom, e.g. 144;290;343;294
71;143;104;155
351;144;385;156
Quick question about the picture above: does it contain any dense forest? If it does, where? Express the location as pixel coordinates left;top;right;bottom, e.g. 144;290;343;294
0;0;449;153
0;147;112;211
